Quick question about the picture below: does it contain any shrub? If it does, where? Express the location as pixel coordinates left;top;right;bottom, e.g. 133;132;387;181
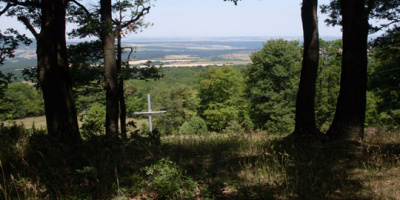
81;102;106;137
225;120;243;134
179;116;208;135
144;158;199;199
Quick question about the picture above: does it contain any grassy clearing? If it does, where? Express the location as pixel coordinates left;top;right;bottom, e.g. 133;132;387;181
4;116;149;131
6;116;47;129
0;126;399;199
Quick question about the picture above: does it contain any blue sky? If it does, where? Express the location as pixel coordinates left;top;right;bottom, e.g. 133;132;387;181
132;0;342;38
0;0;343;39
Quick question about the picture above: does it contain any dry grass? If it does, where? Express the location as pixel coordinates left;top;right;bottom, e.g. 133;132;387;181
161;131;400;199
5;116;149;131
1;125;399;199
7;116;47;129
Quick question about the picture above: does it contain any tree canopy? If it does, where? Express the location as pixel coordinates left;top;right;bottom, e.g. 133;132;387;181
245;39;301;133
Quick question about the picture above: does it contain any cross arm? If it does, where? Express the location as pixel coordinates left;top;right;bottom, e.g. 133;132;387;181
134;111;166;115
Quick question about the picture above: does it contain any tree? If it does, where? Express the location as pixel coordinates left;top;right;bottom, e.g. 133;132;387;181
0;28;31;98
321;0;400;140
67;40;104;95
179;115;208;135
292;0;321;137
113;0;151;137
0;0;81;142
99;0;119;137
369;26;400;129
68;0;154;137
81;102;106;137
322;0;372;140
152;85;199;135
0;83;44;120
244;39;302;133
197;66;246;131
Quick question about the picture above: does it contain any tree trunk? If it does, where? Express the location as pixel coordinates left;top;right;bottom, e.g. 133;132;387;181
117;29;127;138
100;0;119;136
37;0;81;142
326;0;369;141
292;0;321;137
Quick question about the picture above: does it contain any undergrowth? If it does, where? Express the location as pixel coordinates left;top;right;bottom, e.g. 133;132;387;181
1;124;399;199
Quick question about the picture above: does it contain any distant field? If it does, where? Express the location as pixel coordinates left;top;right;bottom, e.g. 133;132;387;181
1;38;261;78
8;116;47;129
6;115;149;131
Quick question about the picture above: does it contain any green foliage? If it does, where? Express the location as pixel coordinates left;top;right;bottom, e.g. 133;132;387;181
152;85;199;134
0;71;13;99
365;91;380;127
81;102;106;137
315;39;342;130
197;66;246;131
202;104;241;131
198;66;244;106
124;67;206;119
0;28;32;97
244;39;301;133
179;115;208;135
369;27;400;129
144;158;199;199
75;92;105;113
0;123;28;163
0;124;47;199
0;28;32;65
0;83;44;120
68;40;104;95
321;0;400;34
241;114;254;133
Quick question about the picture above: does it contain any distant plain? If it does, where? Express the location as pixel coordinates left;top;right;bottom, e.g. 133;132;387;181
1;37;268;77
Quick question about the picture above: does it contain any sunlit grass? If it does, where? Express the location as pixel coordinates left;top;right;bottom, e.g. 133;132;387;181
4;116;149;131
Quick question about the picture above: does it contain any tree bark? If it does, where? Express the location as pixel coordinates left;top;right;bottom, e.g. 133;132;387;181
37;0;81;142
326;0;369;141
117;28;127;138
292;0;321;137
100;0;119;136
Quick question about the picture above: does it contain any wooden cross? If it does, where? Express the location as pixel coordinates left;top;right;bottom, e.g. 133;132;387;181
134;94;166;132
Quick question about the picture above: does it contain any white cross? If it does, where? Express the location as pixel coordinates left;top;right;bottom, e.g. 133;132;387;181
134;94;166;132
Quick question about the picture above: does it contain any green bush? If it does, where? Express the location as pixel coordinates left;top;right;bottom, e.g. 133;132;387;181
81;102;106;137
144;158;199;199
225;120;243;134
0;83;44;120
179;116;208;135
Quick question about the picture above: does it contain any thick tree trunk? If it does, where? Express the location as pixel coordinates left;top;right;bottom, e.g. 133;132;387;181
326;0;369;141
292;0;320;137
100;0;119;136
37;0;81;142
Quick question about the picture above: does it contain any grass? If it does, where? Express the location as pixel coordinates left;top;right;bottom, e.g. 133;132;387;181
1;125;399;199
8;116;47;129
5;116;149;131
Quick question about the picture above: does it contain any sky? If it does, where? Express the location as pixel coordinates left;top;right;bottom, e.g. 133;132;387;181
0;0;343;39
130;0;342;38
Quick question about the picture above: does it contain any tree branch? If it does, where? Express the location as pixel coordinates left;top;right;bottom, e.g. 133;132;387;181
0;3;13;16
69;0;91;19
7;0;40;8
366;0;376;15
120;6;150;29
17;16;39;39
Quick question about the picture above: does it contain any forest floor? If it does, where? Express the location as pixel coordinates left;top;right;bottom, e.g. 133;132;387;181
1;125;399;199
